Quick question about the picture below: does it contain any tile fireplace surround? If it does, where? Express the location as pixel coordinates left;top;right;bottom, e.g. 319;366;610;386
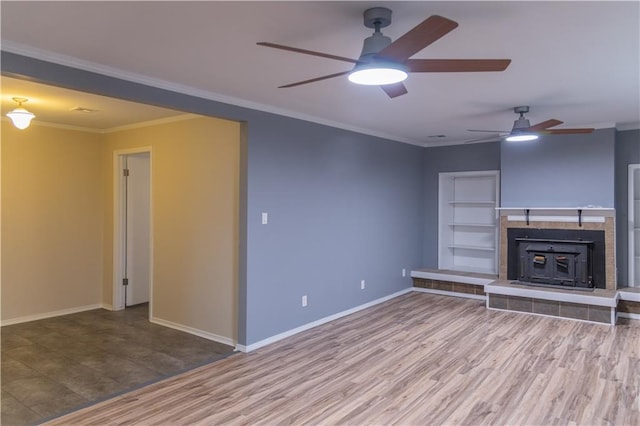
497;207;615;290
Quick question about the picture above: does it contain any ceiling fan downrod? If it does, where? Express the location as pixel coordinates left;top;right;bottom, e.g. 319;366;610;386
359;8;394;60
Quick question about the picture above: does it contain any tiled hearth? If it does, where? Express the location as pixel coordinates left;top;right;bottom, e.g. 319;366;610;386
488;207;619;324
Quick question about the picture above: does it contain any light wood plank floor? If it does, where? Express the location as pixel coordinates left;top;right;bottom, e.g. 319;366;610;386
47;293;639;425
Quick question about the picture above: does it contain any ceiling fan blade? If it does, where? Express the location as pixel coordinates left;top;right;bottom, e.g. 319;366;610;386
257;42;358;64
527;119;563;131
380;82;408;98
278;71;351;88
376;15;458;62
406;59;511;73
468;129;510;133
464;134;504;144
541;128;595;135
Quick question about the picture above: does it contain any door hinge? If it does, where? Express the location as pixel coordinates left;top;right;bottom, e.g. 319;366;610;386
123;278;129;286
123;168;130;177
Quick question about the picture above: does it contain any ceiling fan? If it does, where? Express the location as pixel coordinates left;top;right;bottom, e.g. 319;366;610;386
467;106;595;142
257;7;511;98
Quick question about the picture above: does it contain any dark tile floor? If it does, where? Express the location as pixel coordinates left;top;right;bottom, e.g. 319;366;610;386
1;304;235;425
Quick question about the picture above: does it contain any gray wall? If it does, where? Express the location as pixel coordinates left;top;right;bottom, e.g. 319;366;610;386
246;116;423;343
615;129;640;285
501;128;616;207
421;142;501;266
2;52;424;346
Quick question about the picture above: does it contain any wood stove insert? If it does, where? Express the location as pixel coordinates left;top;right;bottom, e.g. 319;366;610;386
507;228;606;290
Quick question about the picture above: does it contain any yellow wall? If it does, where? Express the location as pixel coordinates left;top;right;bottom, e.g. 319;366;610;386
103;117;240;341
2;116;239;343
1;122;104;320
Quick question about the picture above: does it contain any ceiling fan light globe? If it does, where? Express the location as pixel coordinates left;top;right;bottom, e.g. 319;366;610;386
505;133;538;142
348;60;408;86
348;68;407;85
6;108;35;129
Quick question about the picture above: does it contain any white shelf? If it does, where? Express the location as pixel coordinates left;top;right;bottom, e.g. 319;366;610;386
448;244;495;252
439;170;500;275
448;222;496;228
448;200;495;205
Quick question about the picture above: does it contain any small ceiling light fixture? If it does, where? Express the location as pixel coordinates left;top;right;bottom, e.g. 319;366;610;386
348;61;408;85
6;97;36;129
348;7;408;86
505;132;539;142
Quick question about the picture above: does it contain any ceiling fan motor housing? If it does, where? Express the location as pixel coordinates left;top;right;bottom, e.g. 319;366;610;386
512;116;532;131
359;32;392;60
512;106;531;131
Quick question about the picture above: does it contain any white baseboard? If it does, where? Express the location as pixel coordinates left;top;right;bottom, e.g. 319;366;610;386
101;303;114;311
237;288;413;353
617;312;640;321
1;304;104;326
150;316;235;347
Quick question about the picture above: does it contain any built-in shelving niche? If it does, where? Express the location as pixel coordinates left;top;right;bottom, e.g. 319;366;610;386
438;170;500;274
630;164;640;286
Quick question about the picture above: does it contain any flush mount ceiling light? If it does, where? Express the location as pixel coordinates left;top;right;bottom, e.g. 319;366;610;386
6;97;35;129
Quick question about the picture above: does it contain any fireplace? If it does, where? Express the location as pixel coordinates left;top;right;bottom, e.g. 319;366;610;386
507;228;606;289
516;238;594;288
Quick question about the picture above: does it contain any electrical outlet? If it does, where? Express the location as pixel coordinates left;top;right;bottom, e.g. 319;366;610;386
302;295;307;307
402;268;406;277
360;280;365;290
261;212;268;225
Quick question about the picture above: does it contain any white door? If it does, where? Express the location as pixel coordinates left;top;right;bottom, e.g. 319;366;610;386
125;153;151;306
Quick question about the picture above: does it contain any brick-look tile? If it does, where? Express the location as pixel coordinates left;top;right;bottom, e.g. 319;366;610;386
433;280;453;292
488;294;508;309
413;278;431;289
508;296;533;313
533;299;560;317
560;302;589;320
588;306;612;324
618;300;640;314
453;283;476;294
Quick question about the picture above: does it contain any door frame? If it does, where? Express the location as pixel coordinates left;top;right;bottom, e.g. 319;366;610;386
113;147;153;314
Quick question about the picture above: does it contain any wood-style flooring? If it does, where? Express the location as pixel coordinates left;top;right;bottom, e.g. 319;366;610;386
47;293;639;425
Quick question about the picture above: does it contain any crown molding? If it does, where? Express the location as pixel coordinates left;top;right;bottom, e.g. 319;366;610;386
103;113;201;133
2;41;421;146
616;122;640;131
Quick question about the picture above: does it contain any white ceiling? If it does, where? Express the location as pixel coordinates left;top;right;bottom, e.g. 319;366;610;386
1;1;639;146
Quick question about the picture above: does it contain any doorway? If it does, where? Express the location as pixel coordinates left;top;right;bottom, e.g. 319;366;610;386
114;148;152;311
